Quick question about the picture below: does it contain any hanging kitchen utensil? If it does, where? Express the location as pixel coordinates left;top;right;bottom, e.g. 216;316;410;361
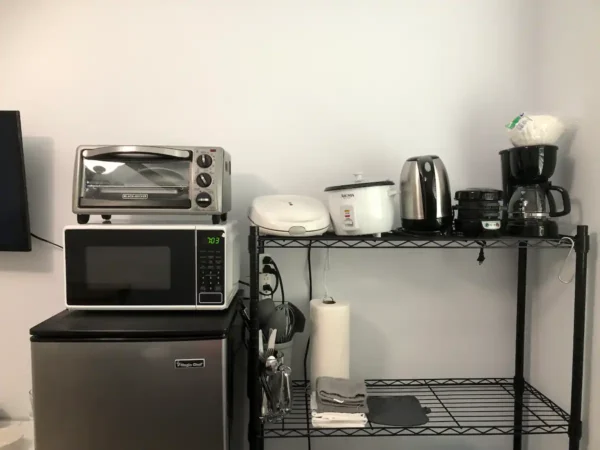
269;304;295;343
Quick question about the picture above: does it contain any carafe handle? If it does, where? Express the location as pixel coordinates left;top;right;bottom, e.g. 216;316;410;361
548;185;571;217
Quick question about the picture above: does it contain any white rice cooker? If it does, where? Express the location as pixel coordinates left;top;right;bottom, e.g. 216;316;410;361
325;173;397;236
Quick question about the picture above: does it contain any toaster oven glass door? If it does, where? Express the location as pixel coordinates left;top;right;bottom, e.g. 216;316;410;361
80;151;192;209
65;229;196;307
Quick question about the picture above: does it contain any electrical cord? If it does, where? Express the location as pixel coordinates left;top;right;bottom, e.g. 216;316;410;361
270;268;280;295
274;270;285;304
241;272;278;297
303;246;313;383
308;245;313;300
261;265;280;298
31;233;63;250
303;243;312;450
303;248;312;384
558;237;576;284
323;248;330;299
266;259;285;304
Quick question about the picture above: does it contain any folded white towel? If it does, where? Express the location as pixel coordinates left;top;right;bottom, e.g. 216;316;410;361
312;420;367;429
310;393;367;428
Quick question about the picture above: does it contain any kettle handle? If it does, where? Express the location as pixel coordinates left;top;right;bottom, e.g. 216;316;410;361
417;156;437;220
548;185;571;218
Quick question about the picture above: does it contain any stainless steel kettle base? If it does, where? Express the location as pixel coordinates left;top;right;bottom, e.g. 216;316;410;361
401;217;452;234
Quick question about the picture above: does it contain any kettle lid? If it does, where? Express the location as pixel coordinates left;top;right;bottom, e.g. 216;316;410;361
406;155;441;162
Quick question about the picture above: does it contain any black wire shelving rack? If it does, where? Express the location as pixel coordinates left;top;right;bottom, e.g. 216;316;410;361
248;226;590;450
264;379;569;438
259;233;573;249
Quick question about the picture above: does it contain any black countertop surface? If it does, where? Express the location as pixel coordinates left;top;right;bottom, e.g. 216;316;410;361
30;295;242;340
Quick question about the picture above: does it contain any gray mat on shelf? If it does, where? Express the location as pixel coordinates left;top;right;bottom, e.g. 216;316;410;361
367;395;430;427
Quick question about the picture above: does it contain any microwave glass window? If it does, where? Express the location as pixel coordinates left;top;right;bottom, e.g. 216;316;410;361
85;246;171;290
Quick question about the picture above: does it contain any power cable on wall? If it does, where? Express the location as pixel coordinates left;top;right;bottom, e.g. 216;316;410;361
31;233;63;250
304;243;312;450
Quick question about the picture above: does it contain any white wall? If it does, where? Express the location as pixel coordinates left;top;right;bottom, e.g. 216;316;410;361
0;1;543;449
527;1;600;450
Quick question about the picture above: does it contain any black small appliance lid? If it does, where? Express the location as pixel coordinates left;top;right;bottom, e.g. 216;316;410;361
455;188;502;202
324;180;394;192
503;144;559;152
406;155;440;161
30;295;240;340
499;145;559;157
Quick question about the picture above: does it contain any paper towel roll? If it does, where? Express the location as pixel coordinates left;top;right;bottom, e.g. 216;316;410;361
310;298;350;390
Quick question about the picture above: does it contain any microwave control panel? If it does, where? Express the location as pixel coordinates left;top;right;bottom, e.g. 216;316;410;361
196;230;225;304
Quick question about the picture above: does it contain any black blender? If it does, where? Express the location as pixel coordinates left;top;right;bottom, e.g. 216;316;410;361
499;145;571;238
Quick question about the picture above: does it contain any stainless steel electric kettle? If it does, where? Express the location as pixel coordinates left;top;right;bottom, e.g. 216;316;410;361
400;155;452;233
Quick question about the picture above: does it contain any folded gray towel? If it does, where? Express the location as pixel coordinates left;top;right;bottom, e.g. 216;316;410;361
316;377;368;413
316;393;369;414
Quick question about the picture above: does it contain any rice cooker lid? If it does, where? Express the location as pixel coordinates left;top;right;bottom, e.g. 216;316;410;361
455;188;502;202
324;179;394;192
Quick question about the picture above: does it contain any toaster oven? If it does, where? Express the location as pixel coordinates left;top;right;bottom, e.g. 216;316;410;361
64;222;240;310
72;145;232;224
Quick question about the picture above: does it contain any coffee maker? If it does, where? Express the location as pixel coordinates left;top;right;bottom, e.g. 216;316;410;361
499;145;570;238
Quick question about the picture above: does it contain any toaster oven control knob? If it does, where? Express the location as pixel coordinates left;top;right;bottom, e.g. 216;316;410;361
197;154;213;168
196;173;212;187
196;192;212;208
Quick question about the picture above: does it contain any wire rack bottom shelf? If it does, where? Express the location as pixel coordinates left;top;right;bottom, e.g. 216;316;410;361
263;378;570;438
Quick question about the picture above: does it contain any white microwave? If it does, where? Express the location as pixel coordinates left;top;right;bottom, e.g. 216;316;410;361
64;222;240;310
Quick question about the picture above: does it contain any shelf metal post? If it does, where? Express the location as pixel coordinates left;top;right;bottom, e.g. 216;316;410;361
513;243;527;450
569;225;589;450
248;227;264;450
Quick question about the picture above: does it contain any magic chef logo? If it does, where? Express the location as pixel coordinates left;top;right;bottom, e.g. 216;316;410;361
122;193;148;199
174;358;206;369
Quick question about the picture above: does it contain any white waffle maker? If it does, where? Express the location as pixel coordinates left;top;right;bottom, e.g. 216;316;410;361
249;195;330;236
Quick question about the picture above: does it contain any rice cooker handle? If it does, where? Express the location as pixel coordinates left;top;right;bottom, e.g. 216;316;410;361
417;156;437;220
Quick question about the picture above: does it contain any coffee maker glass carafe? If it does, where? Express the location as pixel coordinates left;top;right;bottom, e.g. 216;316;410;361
508;184;570;219
501;145;571;238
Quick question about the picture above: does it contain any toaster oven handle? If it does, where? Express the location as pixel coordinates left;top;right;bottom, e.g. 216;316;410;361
81;146;192;160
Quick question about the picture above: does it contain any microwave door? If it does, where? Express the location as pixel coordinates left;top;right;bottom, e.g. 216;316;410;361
65;229;196;309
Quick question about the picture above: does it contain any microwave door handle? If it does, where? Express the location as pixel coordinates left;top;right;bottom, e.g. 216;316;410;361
81;146;192;161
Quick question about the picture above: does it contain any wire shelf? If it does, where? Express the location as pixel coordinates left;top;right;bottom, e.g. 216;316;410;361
263;378;569;438
258;233;573;249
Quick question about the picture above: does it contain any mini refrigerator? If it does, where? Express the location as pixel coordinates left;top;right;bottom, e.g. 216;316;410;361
30;301;245;450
